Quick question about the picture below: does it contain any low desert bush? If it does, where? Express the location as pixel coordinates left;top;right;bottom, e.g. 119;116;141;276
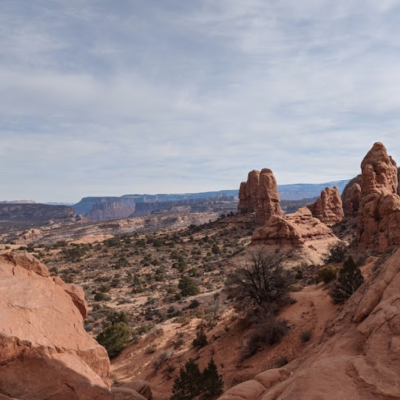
240;317;288;362
300;330;312;343
275;355;289;367
330;257;364;303
316;266;337;284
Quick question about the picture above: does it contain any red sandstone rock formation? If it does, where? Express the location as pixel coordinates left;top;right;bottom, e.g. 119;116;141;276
342;174;362;217
256;168;283;225
357;142;400;254
0;251;113;400
238;169;283;225
238;170;260;213
307;186;344;225
251;207;336;246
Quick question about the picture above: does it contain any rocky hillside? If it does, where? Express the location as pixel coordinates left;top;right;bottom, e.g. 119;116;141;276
217;142;400;399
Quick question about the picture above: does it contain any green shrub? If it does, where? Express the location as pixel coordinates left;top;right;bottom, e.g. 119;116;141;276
240;317;288;362
61;247;86;262
192;327;208;348
188;300;200;309
96;323;131;358
330;257;364;303
153;350;172;371
145;345;156;354
94;292;108;301
300;330;312;343
316;266;337;284
326;242;348;263
275;355;289;367
178;276;200;297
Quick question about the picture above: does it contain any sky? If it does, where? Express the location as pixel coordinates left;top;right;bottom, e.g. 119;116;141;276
2;0;400;203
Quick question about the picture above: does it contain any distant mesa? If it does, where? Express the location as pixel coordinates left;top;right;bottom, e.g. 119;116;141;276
74;192;238;221
85;198;136;221
0;200;36;204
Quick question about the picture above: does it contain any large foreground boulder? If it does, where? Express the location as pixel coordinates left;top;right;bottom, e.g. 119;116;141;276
0;251;112;400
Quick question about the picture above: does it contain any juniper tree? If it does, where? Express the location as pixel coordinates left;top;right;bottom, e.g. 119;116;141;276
171;358;202;400
330;257;364;303
225;248;292;311
202;358;223;396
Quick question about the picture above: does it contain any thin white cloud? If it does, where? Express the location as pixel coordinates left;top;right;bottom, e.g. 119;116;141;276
1;0;400;202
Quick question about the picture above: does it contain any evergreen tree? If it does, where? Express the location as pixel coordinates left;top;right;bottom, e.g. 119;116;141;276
202;358;223;396
178;276;200;297
330;257;364;303
171;358;203;400
171;358;224;400
96;322;131;358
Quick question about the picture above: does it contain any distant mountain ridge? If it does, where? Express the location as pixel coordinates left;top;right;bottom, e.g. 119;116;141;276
73;190;239;216
70;179;350;221
73;179;350;216
277;179;349;200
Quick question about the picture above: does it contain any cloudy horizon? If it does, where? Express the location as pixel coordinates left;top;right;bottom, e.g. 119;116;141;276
1;0;400;203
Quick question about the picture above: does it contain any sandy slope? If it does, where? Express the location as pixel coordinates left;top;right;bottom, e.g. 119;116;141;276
111;283;340;399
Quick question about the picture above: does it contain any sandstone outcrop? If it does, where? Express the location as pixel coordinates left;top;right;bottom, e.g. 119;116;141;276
307;186;344;225
238;170;260;213
0;251;112;400
238;169;283;225
357;142;400;254
342;174;362;217
218;369;291;400
218;247;400;400
256;169;284;225
251;207;336;246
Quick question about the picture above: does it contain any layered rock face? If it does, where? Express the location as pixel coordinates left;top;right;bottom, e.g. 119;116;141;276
218;247;400;400
85;199;136;221
342;174;362;217
0;252;112;400
307;186;344;225
238;169;283;224
357;142;400;254
251;207;336;246
237;170;260;213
